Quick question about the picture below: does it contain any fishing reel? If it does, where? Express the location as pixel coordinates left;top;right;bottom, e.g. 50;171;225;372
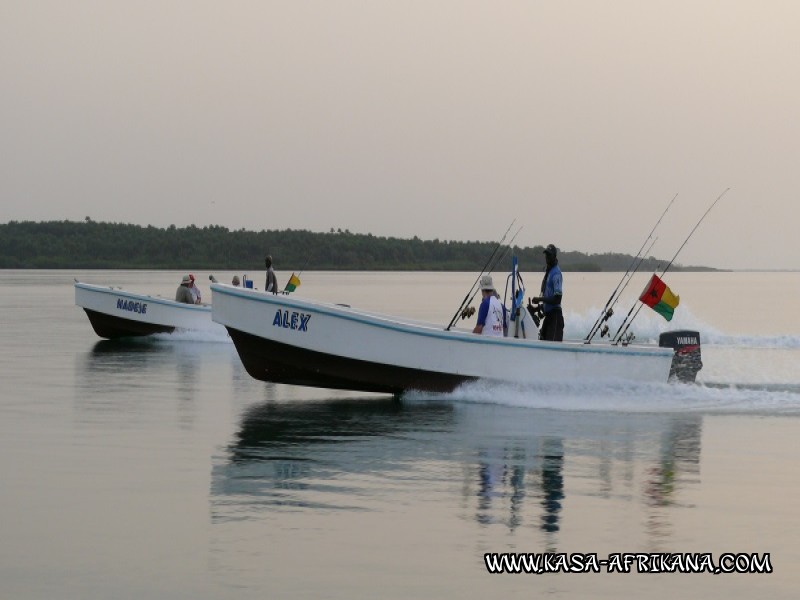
526;299;542;328
460;305;476;320
598;308;614;337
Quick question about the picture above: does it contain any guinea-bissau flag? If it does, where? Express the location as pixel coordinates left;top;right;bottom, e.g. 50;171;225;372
639;274;680;321
284;273;301;293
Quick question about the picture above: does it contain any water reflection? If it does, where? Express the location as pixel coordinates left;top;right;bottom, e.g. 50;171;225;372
474;438;563;534
211;398;456;516
87;337;175;363
644;418;701;507
540;438;564;533
78;339;176;393
643;418;702;545
74;338;241;429
211;398;703;545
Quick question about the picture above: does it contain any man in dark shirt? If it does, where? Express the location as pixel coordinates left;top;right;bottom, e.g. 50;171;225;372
265;255;278;294
530;244;564;341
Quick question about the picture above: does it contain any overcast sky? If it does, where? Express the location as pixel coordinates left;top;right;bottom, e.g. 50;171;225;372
2;1;798;269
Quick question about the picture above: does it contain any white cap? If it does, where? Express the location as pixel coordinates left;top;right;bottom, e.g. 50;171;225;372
479;274;494;291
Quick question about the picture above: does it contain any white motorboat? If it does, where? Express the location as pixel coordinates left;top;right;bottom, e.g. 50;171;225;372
210;283;696;394
75;281;223;339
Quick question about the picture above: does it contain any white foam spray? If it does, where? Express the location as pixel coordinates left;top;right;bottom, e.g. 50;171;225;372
406;304;800;415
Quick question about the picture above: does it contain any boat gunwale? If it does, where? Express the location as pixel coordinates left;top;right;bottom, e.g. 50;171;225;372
75;281;212;312
211;284;672;359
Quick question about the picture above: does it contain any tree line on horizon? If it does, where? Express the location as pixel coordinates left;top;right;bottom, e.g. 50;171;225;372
0;219;716;272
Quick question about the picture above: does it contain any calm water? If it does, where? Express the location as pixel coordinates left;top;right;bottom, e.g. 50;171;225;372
2;269;800;599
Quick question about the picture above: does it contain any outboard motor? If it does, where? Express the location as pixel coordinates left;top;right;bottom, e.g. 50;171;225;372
659;330;702;383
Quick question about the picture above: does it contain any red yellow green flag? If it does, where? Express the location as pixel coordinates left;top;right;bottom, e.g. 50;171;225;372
639;274;680;321
284;273;301;293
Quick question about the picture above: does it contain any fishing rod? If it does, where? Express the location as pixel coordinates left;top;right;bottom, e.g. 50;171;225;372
607;265;658;345
659;187;729;276
587;234;659;341
445;219;517;330
296;257;311;277
611;187;730;344
445;218;519;331
448;225;524;328
591;235;659;340
488;226;523;277
585;193;678;343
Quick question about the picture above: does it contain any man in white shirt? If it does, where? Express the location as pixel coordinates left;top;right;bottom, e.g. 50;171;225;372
472;275;507;337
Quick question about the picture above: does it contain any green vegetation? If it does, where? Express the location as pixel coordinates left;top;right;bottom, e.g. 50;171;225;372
0;219;716;271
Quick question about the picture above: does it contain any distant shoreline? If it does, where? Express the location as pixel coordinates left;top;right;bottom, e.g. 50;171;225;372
0;219;720;272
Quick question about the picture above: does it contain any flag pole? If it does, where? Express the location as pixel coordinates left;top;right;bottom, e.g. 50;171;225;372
296;258;310;277
281;258;309;294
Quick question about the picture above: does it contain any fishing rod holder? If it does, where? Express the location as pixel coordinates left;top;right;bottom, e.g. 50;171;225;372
526;301;542;328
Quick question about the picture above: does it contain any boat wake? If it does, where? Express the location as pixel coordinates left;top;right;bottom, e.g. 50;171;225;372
567;304;800;349
404;377;800;415
151;328;232;343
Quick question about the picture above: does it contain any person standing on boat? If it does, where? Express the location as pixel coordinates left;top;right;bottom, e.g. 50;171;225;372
265;255;278;294
530;244;564;342
175;275;195;304
473;275;507;337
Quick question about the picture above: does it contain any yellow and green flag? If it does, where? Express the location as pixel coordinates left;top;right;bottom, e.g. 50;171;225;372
284;273;301;293
639;274;680;321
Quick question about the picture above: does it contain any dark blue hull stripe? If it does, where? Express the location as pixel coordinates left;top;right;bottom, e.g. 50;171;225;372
226;327;476;395
83;309;175;339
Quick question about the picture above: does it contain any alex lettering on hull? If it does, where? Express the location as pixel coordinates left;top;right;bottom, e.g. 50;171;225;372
272;310;311;332
116;298;147;315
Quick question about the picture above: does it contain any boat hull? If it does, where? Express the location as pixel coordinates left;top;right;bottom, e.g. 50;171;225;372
211;284;674;394
227;327;476;394
75;282;219;339
82;308;176;338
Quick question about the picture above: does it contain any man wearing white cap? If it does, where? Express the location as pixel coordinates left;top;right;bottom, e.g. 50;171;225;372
175;275;195;304
472;274;507;337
